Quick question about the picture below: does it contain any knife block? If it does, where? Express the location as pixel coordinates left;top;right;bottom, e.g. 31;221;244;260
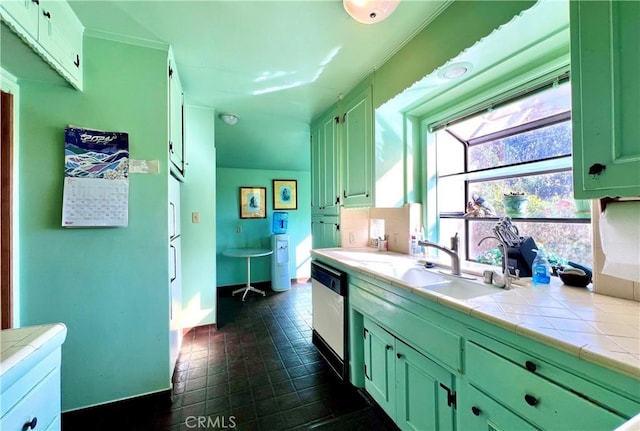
503;237;538;278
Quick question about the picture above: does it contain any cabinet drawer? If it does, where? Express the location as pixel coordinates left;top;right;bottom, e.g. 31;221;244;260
466;342;626;430
1;367;60;431
1;348;60;417
468;330;640;417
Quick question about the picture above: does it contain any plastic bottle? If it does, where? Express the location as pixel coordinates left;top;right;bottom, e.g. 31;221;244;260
532;248;551;286
410;234;417;256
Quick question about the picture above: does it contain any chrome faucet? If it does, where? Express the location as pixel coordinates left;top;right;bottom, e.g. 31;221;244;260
477;235;520;289
418;233;461;276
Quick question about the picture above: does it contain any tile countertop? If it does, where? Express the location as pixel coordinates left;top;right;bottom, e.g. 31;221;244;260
311;248;640;380
0;323;67;382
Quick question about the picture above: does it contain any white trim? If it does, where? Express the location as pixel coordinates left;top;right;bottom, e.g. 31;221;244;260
84;28;169;51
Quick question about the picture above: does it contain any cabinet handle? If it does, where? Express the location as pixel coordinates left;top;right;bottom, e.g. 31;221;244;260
74;54;80;68
23;417;38;430
396;353;403;359
32;0;39;4
525;360;537;372
385;344;392;350
42;10;51;19
588;163;606;176
524;394;539;406
471;406;481;416
343;190;347;199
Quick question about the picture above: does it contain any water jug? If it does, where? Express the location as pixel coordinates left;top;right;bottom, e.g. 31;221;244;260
272;212;288;234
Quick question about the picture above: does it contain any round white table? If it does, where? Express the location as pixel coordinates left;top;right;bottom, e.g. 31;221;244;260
223;248;273;301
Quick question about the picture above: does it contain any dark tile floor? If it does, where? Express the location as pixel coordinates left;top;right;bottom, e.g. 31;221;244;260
64;282;396;431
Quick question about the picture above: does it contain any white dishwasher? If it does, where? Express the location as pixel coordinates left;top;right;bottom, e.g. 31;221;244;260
311;261;348;380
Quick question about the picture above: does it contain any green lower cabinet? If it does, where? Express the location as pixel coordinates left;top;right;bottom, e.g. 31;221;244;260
363;316;456;431
466;341;627;431
364;317;396;415
459;383;538;431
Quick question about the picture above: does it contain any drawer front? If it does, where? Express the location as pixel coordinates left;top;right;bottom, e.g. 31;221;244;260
351;281;462;372
1;348;60;417
1;367;60;431
466;342;626;430
468;330;640;416
460;383;539;431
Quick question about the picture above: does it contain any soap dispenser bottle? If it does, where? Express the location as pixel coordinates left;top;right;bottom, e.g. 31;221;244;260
532;248;551;286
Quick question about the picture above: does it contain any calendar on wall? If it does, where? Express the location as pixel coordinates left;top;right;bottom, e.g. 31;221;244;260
62;126;129;227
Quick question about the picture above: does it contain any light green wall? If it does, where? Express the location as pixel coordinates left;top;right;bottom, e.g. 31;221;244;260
181;105;217;327
373;0;537;109
18;36;171;411
216;168;311;287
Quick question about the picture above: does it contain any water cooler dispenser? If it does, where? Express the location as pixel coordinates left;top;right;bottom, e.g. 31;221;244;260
271;212;291;291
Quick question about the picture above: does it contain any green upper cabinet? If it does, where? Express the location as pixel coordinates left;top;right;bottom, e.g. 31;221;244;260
0;0;83;89
168;50;185;178
311;106;340;216
570;0;640;198
341;84;374;208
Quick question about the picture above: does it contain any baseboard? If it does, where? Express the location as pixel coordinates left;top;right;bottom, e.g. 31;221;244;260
61;389;172;428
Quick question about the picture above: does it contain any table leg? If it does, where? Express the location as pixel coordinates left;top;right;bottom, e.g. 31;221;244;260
231;256;266;301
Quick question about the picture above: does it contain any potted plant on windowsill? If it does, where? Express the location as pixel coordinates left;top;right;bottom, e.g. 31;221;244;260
503;192;528;216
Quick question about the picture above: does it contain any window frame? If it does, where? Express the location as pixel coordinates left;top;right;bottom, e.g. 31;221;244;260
423;72;591;267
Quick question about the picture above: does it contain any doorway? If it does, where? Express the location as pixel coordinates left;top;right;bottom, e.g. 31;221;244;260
1;90;14;329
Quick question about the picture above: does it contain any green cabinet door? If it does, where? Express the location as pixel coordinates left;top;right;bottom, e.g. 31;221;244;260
364;317;396;417
311;216;340;249
311;109;340;216
571;0;640;198
396;339;455;431
168;53;185;176
459;383;539;431
341;85;374;208
364;317;457;430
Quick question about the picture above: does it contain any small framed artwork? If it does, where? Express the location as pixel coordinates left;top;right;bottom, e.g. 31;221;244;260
273;179;298;210
239;187;267;219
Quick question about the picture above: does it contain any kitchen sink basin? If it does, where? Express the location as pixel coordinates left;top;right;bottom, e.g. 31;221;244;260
385;266;450;288
415;276;504;300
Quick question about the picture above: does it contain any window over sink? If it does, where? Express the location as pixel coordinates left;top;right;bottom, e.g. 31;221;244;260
429;78;593;270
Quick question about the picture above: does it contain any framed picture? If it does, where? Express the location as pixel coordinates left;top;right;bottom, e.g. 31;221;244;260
273;179;298;210
239;187;267;219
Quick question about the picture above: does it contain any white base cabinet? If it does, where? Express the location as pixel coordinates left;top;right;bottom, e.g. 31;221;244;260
0;324;67;431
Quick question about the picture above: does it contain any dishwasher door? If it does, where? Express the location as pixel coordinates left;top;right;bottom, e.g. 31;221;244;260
311;261;348;380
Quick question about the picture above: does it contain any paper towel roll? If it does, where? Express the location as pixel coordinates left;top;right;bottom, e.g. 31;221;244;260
600;201;640;282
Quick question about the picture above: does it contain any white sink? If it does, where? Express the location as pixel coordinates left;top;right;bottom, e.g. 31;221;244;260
386;266;450;288
415;279;503;300
372;262;503;300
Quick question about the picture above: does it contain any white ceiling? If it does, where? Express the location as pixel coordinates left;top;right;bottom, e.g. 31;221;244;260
68;0;451;170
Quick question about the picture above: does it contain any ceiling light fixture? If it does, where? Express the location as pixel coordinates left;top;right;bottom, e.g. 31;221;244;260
438;62;473;80
343;0;399;24
219;113;239;126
